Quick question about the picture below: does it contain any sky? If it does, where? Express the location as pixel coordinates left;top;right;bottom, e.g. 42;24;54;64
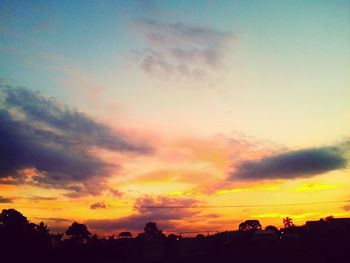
0;0;349;236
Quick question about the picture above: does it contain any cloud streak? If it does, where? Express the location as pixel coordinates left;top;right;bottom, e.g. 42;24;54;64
0;196;13;203
87;196;203;232
0;85;152;195
342;205;350;211
230;146;348;180
132;19;234;80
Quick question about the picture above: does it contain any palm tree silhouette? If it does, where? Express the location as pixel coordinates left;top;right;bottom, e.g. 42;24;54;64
283;217;294;228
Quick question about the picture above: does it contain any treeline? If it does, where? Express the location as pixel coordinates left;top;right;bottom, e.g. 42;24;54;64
0;208;177;262
1;208;350;263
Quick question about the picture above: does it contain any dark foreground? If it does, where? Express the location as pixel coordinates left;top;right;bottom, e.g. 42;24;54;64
1;209;350;263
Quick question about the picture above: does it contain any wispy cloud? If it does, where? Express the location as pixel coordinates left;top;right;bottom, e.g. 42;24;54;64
292;182;340;192
90;202;107;210
35;217;71;223
0;196;13;203
126;134;281;196
230;145;348;181
343;205;350;211
87;196;204;232
131;19;234;80
25;196;58;201
0;85;152;196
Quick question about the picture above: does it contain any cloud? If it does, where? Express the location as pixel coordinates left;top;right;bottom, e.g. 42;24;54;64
35;217;71;233
129;134;281;196
86;196;202;232
132;19;234;80
0;85;152;195
342;205;350;211
35;217;71;223
230;146;348;180
25;196;58;201
90;202;107;210
109;188;124;197
0;196;13;203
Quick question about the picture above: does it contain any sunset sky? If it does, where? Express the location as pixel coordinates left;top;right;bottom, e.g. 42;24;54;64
0;0;349;236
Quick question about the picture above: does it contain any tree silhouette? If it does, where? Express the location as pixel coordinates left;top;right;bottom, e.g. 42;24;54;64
0;208;30;232
324;215;335;221
0;208;37;244
0;209;54;262
167;234;181;241
51;233;64;246
144;221;166;239
118;231;132;238
265;225;278;232
35;221;51;246
283;217;294;228
1;208;349;263
239;220;262;232
265;225;280;237
65;222;91;244
37;221;49;233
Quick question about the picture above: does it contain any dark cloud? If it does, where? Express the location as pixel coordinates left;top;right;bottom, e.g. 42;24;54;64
86;196;201;232
230;146;348;180
132;19;233;80
0;85;152;195
90;202;107;210
0;196;13;203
